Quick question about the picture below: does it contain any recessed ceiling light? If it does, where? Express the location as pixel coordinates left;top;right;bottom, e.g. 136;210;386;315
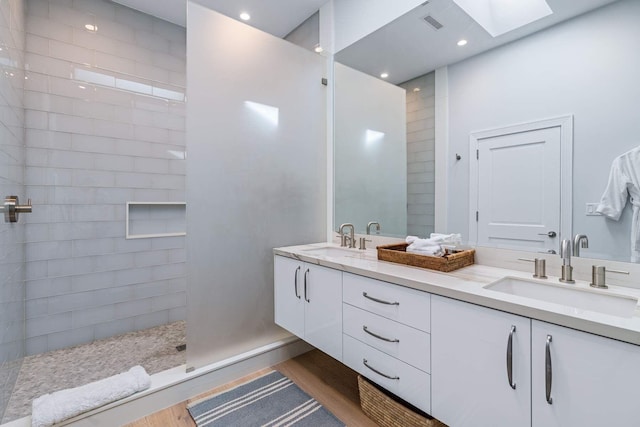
84;24;97;32
314;45;324;53
413;87;421;92
457;39;468;46
78;85;86;90
240;12;251;21
380;73;389;79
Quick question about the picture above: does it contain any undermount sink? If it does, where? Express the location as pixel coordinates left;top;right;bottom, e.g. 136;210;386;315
484;277;638;318
301;246;360;257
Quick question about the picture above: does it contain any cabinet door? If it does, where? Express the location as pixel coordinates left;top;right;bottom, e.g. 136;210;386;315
303;264;342;361
274;256;305;338
532;320;640;427
432;295;531;427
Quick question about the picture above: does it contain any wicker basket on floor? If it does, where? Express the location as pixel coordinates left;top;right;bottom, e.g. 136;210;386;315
358;375;447;427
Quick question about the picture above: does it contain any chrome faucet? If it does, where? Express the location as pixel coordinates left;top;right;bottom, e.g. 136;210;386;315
339;223;356;248
559;239;575;283
573;234;589;257
366;221;381;235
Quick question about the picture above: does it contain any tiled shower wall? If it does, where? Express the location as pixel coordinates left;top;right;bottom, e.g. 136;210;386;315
23;0;186;355
400;73;435;237
0;0;25;416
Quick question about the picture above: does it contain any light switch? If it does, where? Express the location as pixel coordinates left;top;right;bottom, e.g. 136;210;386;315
585;203;601;216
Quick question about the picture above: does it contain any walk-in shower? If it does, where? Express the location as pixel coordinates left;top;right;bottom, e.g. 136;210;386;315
0;0;187;422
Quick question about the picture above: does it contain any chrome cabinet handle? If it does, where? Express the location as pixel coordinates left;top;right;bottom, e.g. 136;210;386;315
545;335;553;405
362;292;399;306
363;326;399;343
363;359;399;380
304;268;310;303
294;266;301;299
506;325;516;390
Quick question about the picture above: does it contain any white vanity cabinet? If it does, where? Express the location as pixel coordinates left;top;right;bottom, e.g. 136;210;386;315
431;295;531;427
342;273;432;412
274;255;342;361
531;320;640;427
432;294;640;427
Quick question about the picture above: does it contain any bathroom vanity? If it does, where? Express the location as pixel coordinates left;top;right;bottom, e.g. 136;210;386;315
273;243;640;427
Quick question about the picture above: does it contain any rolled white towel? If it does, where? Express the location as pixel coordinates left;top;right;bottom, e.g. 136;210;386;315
32;365;151;427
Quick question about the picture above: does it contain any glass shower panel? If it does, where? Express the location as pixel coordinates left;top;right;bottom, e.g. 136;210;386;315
186;2;327;369
0;0;26;419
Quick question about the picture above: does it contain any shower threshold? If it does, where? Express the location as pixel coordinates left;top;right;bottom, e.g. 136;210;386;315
1;321;185;424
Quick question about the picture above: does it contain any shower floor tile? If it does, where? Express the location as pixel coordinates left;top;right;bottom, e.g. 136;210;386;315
1;320;186;424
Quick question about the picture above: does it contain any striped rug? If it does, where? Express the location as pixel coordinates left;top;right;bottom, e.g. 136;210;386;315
187;370;345;427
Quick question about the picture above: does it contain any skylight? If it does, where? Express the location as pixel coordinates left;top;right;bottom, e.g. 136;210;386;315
453;0;553;37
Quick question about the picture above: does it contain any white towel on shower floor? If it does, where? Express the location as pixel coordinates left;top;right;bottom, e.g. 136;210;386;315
31;365;151;427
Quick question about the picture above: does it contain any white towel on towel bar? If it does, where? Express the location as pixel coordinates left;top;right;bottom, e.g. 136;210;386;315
31;365;151;427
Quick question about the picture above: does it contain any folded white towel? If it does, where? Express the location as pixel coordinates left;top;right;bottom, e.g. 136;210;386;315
406;236;441;250
407;246;444;257
32;365;151;427
429;233;462;244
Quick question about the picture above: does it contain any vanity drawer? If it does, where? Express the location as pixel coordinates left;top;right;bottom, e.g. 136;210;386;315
343;334;431;413
343;273;430;332
343;303;430;372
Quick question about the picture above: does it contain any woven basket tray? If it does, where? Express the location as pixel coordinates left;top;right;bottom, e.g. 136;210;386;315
358;375;447;427
377;243;475;272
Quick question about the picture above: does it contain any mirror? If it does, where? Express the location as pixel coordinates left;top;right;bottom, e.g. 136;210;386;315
334;0;640;263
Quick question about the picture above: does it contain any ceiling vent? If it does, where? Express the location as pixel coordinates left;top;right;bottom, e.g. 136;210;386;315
423;14;443;30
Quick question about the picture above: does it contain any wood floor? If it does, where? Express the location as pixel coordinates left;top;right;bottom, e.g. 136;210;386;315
126;350;378;427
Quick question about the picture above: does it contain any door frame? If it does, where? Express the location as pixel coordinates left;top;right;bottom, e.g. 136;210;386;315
468;115;573;248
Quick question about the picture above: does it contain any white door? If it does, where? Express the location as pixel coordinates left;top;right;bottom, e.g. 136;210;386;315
475;126;562;252
531;321;640;427
432;296;531;427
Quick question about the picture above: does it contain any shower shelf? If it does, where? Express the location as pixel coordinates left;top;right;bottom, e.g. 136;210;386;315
125;202;186;239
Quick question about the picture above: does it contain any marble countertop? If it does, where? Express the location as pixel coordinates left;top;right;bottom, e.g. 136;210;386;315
274;242;640;345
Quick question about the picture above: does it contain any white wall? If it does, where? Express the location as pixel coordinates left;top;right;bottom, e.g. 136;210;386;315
22;0;187;354
334;63;406;237
186;3;326;370
0;0;25;418
446;0;640;261
333;0;424;53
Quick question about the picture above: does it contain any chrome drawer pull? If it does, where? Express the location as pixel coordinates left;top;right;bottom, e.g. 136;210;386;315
362;292;399;306
506;325;516;390
363;326;399;343
294;266;301;299
304;268;310;303
545;335;553;405
363;359;399;380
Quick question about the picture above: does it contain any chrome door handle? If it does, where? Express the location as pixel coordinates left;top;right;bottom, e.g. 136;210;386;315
303;268;310;303
294;266;301;299
545;335;553;405
363;359;399;380
538;231;557;238
362;292;399;306
363;326;399;343
506;325;516;390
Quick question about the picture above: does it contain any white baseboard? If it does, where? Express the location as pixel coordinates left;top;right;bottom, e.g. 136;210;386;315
3;337;311;427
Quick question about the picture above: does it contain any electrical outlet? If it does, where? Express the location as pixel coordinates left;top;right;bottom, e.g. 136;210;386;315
585;203;601;216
